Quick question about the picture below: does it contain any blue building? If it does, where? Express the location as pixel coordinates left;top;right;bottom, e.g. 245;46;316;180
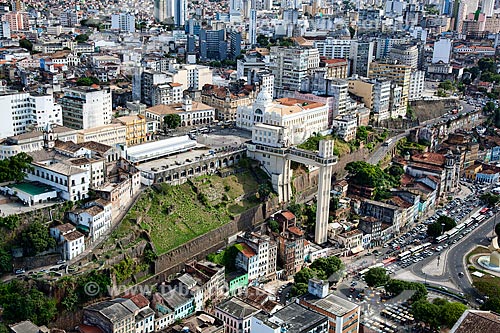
200;29;227;61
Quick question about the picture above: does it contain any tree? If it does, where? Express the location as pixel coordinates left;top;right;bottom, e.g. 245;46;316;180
257;183;272;201
356;126;369;143
76;77;99;86
364;267;389;287
0;152;33;182
19;38;33;51
294;267;315;284
75;34;89;43
495;223;500;239
385;279;427;301
412;300;441;328
482;296;500;313
290;282;308;296
480;193;500;207
427;215;456;237
20;221;56;256
0;248;12;273
268;219;279;233
163;114;181;130
309;256;343;280
440;301;467;327
438;80;453;91
257;35;270;47
427;222;444;238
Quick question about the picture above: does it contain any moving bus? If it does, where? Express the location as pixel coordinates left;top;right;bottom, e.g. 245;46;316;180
475;214;486;223
435;234;448;244
398;250;412;261
383;257;397;266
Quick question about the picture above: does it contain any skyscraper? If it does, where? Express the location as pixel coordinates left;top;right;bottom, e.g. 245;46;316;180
154;0;186;26
482;0;495;16
249;9;257;46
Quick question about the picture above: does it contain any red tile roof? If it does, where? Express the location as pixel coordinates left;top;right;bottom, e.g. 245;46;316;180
123;293;150;309
280;211;295;221
237;243;256;258
288;226;304;236
78;325;104;333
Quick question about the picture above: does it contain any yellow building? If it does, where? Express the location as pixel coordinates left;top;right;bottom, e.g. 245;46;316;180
115;114;147;146
368;62;411;118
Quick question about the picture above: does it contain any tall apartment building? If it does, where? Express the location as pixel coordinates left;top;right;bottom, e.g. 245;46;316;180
3;11;28;31
313;38;352;59
388;44;419;69
321;59;349;79
348;77;391;122
154;0;186;26
409;70;425;101
0;89;63;138
237;231;277;280
329;78;349;118
111;13;136;33
269;46;320;97
60;87;112;130
368;62;411;118
59;10;79;27
350;41;374;77
168;64;213;90
375;37;409;60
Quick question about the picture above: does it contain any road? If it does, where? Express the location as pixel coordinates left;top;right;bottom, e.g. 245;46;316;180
407;211;498;301
367;100;478;165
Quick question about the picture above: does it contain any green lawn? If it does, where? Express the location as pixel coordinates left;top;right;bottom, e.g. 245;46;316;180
115;171;264;255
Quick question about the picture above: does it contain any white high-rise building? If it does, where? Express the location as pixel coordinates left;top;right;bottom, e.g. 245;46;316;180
249;9;257;46
482;0;495;16
60;87;112;130
111;13;136;33
0;89;63;138
409;71;425;101
269;46;320;97
432;38;453;64
154;0;186;26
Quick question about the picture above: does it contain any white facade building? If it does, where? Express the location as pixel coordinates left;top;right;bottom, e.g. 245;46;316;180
432;39;452;64
67;199;113;242
50;223;85;260
0;89;63;138
236;91;329;145
313;38;352;59
60;87;112;130
111;13;136;33
409;70;425;101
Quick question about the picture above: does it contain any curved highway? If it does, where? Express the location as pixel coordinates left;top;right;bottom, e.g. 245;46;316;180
408;211;497;301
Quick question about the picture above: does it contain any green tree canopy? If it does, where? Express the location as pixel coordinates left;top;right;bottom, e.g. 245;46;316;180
438;80;454;91
163;114;182;129
19;38;33;51
482;296;500;313
76;76;99;86
309;256;343;280
290;282;308;297
385;279;427;301
412;300;441;328
0;152;33;182
268;219;279;233
294;267;315;284
440;301;467;327
364;267;390;287
0;247;12;273
495;223;500;239
480;193;500;207
20;221;56;256
428;215;456;237
75;33;89;43
0;281;57;325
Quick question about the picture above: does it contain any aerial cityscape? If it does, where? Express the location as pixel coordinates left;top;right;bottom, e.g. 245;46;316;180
0;0;500;332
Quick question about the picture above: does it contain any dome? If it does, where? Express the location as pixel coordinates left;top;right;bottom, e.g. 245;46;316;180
256;89;272;103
